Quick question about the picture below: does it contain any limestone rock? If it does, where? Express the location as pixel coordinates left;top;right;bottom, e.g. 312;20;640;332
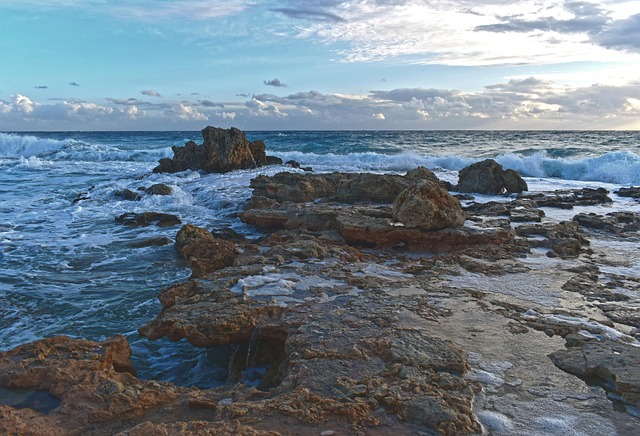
248;172;348;204
392;181;466;230
457;159;527;194
550;335;640;407
405;166;439;183
115;188;142;201
175;224;237;277
153;126;269;173
336;174;410;203
615;186;640;199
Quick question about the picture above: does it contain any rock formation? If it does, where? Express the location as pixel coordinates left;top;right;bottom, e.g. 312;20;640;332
392;180;466;230
457;159;528;194
174;224;237;277
154;126;277;173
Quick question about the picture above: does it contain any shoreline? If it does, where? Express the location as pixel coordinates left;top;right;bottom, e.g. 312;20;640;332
1;128;640;435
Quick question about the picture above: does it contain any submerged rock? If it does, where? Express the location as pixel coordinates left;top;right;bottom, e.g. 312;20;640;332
154;126;271;174
116;212;181;227
457;159;528;194
115;188;142;201
616;186;640;199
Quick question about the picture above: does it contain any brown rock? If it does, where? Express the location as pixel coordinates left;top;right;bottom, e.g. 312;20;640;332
145;183;173;195
175;224;237;277
457;159;527;194
392;181;466;230
335;174;410;203
115;212;181;227
153;126;266;173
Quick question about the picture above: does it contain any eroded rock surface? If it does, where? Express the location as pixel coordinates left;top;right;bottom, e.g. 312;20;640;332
457;159;528;194
154;126;277;174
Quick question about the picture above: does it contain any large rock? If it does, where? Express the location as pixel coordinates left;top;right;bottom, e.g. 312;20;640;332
457;159;528;194
248;172;349;204
175;224;237;277
153;126;268;173
335;174;410;203
392;181;466;230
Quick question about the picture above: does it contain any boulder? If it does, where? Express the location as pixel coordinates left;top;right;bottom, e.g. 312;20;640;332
248;172;348;204
457;159;527;194
115;188;142;201
145;183;173;196
153;126;268;173
616;187;640;199
392;181;466;230
175;224;237;277
405;166;439;183
336;174;410;203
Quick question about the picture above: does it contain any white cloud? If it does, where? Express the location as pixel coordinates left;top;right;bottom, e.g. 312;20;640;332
372;113;385;120
274;0;640;66
165;103;208;121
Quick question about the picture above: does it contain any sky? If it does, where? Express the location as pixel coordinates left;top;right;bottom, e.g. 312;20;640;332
1;0;640;130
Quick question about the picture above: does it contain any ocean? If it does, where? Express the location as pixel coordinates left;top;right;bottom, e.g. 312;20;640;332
1;130;640;387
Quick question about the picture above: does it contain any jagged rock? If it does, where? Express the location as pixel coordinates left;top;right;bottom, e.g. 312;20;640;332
248;172;349;204
153;127;269;173
115;188;142;201
336;174;410;203
516;221;590;258
573;212;640;235
550;335;640;407
392;180;466;230
562;273;630;302
116;212;181;227
457;159;528;194
521;188;612;209
405;166;439;183
145;183;173;195
175;224;237;278
615;186;640;199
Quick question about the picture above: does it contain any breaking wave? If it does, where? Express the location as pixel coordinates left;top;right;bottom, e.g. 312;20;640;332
281;149;640;185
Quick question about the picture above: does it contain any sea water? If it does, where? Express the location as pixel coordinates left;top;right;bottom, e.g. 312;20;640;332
1;130;639;386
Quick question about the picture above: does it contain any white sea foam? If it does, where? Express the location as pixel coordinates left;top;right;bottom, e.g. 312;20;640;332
0;133;66;157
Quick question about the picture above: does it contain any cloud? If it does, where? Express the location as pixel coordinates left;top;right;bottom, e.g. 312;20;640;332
69;82;80;87
272;0;640;66
596;13;640;53
264;78;287;87
199;100;225;108
271;7;346;23
4;77;640;130
108;0;251;21
34;85;48;89
141;89;162;97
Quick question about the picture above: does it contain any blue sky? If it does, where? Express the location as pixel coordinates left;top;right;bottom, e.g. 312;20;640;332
1;0;639;130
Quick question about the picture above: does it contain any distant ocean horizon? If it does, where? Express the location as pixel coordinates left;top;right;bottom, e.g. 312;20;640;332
1;129;640;387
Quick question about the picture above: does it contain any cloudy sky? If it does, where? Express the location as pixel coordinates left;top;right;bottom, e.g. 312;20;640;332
1;0;639;130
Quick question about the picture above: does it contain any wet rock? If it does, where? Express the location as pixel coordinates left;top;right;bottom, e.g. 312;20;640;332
549;335;640;408
175;224;237;277
285;160;301;168
573;212;640;235
521;187;612;209
457;159;527;194
615;186;640;199
392;180;466;230
265;155;283;166
116;212;181;227
129;236;173;248
336;173;410;203
145;183;173;196
71;191;91;204
153;126;268;173
516;221;590;258
562;273;630;303
115;188;142;201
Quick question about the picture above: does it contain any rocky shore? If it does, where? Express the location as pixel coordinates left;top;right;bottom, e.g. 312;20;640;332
2;128;639;435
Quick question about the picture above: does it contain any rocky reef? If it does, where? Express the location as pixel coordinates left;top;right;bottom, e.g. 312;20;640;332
2;138;640;435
